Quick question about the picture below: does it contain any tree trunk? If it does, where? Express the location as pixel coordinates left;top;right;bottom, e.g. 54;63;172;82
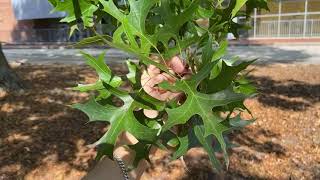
0;43;25;91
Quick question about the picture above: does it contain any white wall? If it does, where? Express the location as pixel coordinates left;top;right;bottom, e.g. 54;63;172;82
12;0;66;20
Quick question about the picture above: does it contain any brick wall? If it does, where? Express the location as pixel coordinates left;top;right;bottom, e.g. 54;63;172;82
0;0;16;42
0;0;33;43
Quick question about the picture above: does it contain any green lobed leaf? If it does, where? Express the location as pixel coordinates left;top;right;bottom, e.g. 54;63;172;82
207;59;256;93
128;141;152;169
228;114;255;128
73;52;122;92
73;93;158;159
211;40;228;61
161;61;248;167
232;0;249;18
171;125;198;160
72;54;163;160
172;117;223;171
162;61;247;132
201;34;214;69
126;61;137;84
80;51;112;82
193;119;223;171
49;0;98;27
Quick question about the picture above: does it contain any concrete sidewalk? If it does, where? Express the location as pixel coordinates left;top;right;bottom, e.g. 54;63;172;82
3;44;320;65
4;48;132;65
229;44;320;64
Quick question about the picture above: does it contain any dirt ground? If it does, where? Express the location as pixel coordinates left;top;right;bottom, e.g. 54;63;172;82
0;63;319;180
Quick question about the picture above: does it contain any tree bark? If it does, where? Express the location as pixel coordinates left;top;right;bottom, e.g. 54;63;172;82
0;43;25;91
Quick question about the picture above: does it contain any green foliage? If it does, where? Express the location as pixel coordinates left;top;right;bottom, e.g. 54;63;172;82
49;0;268;171
49;0;98;27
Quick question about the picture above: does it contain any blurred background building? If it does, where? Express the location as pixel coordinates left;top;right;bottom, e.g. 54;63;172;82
246;0;320;42
0;0;90;43
0;0;319;44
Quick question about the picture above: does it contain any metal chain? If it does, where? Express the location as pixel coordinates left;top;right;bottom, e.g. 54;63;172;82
113;155;130;180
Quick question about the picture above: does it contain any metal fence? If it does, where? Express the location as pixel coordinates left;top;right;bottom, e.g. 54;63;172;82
248;0;320;39
250;19;320;38
7;28;92;43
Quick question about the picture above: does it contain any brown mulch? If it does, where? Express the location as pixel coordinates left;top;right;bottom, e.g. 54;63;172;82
0;63;319;180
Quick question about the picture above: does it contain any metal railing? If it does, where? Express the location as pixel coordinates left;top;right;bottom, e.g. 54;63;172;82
6;28;92;43
249;19;320;38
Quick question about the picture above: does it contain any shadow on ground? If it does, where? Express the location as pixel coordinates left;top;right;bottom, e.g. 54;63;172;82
0;65;108;179
249;75;320;111
178;128;286;180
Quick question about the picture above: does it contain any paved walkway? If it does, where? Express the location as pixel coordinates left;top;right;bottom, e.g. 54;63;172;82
229;44;320;64
3;45;320;65
3;48;132;65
